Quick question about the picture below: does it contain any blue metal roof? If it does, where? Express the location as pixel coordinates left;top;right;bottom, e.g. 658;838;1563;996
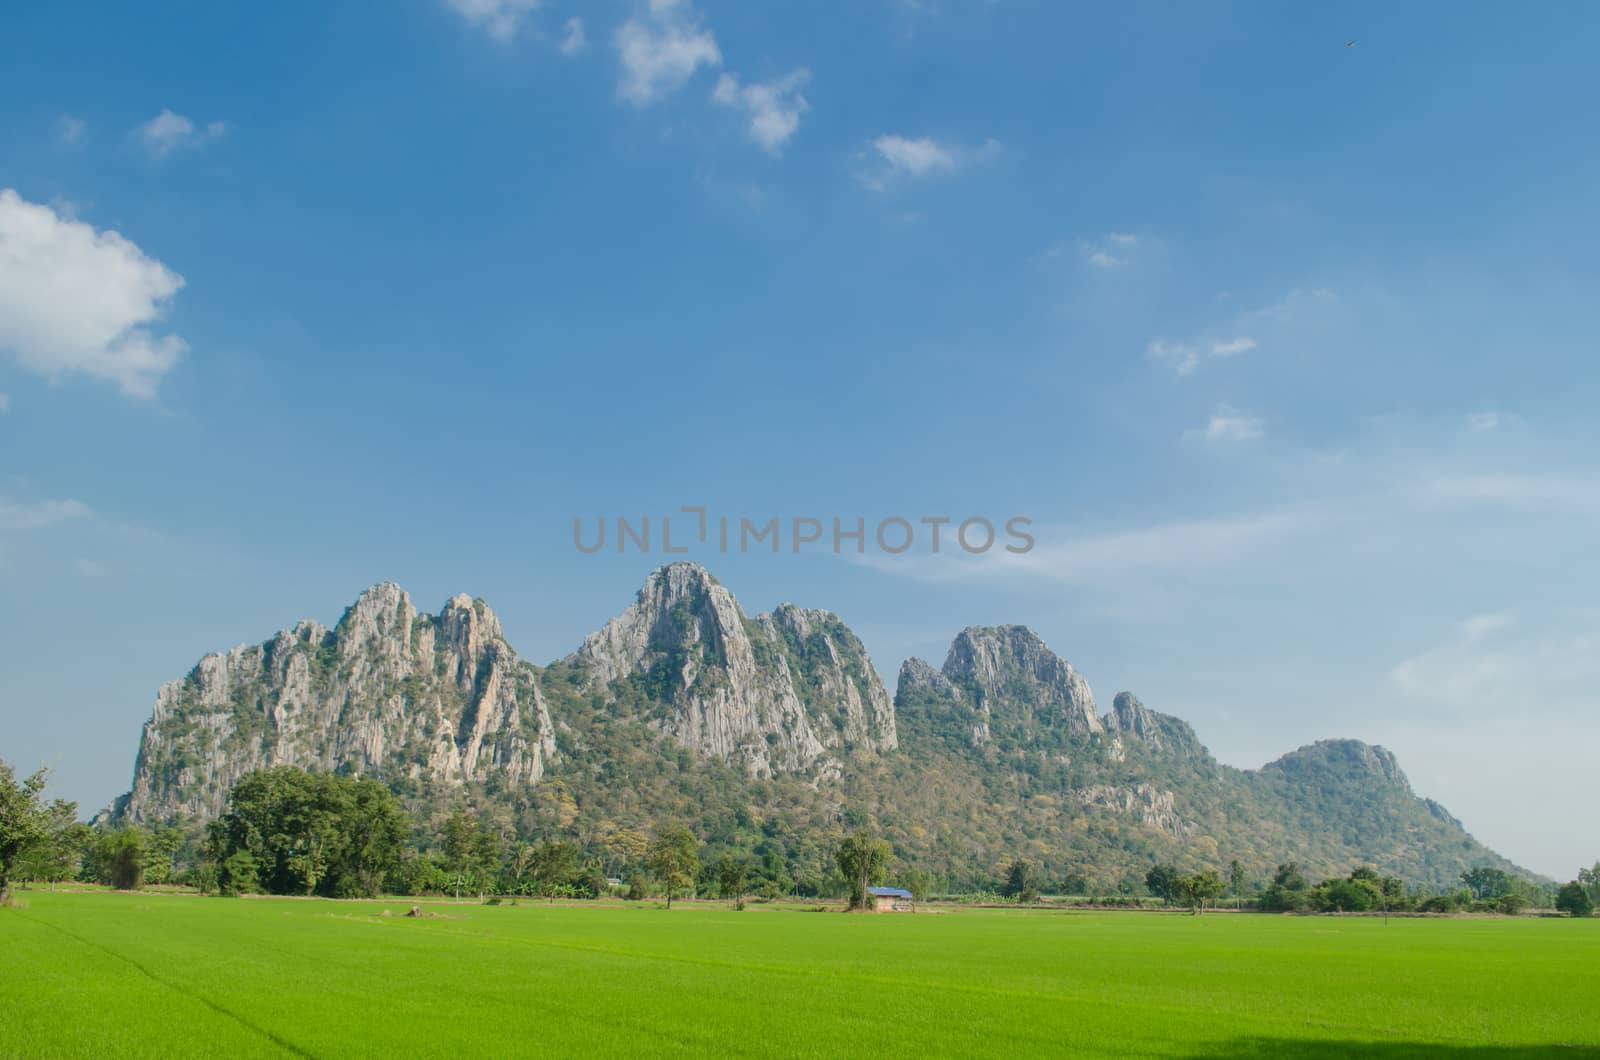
868;887;913;898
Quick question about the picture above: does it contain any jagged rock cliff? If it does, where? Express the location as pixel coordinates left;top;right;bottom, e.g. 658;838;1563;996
571;563;896;777
112;584;555;823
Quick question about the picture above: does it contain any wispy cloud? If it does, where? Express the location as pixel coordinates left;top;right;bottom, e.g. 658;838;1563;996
1466;411;1512;432
1148;336;1257;377
859;509;1308;588
135;109;227;159
1186;406;1264;444
1210;337;1257;357
559;16;588;56
57;115;87;147
1147;340;1200;377
0;392;10;414
858;135;997;191
442;0;543;42
0;189;187;398
1080;232;1139;268
0;497;93;532
1391;613;1600;720
615;0;722;106
712;69;810;153
1422;472;1599;512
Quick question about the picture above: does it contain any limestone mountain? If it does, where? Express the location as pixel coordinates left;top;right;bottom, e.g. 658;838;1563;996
569;563;896;778
110;584;554;824
107;563;1529;890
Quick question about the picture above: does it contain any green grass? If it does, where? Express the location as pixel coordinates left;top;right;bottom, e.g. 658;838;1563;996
2;892;1596;1058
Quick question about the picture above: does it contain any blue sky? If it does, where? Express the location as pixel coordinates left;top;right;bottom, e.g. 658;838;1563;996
2;1;1597;878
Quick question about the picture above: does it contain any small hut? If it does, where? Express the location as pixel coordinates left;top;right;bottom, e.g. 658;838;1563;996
868;886;914;913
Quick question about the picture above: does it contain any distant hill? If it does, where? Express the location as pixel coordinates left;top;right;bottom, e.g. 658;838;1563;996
106;563;1528;890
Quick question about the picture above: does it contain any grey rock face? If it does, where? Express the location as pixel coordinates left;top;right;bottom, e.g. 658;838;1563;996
572;563;895;777
115;583;555;823
941;625;1103;736
1105;691;1205;758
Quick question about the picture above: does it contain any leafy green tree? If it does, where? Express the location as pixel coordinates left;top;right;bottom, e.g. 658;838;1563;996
207;767;408;898
1577;863;1599;905
1461;866;1514;900
1227;860;1248;898
1001;858;1038;902
0;761;50;903
1260;862;1311;912
442;809;477;900
1556;881;1594;917
101;828;146;891
835;830;891;910
143;826;185;887
647;826;700;908
1145;864;1178;904
1060;871;1089;897
716;855;748;906
16;799;86;890
904;869;934;903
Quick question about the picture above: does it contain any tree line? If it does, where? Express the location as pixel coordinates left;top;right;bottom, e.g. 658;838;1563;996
3;759;1592;916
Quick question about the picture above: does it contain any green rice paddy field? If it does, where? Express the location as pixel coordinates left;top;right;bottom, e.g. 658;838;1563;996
2;891;1596;1058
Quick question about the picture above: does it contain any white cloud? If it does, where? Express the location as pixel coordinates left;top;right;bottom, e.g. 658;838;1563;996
1391;613;1600;720
858;509;1308;588
1210;336;1257;357
442;0;542;41
559;16;588;56
73;557;108;578
1147;340;1200;377
1148;335;1256;376
1187;406;1264;444
874;135;956;176
858;135;995;190
57;116;87;147
135;109;226;158
1423;473;1599;512
1467;411;1506;432
0;392;9;414
0;189;188;398
0;497;93;532
712;69;810;153
1081;232;1138;268
615;0;722;106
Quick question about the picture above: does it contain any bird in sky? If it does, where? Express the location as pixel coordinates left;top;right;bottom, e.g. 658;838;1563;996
1346;40;1357;47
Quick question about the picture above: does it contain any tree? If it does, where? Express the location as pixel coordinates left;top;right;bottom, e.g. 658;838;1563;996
716;855;748;907
904;870;933;904
647;826;699;908
101;828;146;891
0;761;49;903
442;808;477;900
16;799;86;890
1462;866;1514;901
207;767;408;898
1001;858;1038;903
1060;871;1089;897
1556;881;1594;917
1260;863;1311;912
1170;871;1225;914
1577;863;1599;906
1145;864;1178;904
835;830;891;911
1227;860;1248;899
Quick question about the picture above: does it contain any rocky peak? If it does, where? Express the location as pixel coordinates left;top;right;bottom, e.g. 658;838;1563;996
113;583;554;824
1104;691;1204;758
572;564;895;776
942;625;1103;736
